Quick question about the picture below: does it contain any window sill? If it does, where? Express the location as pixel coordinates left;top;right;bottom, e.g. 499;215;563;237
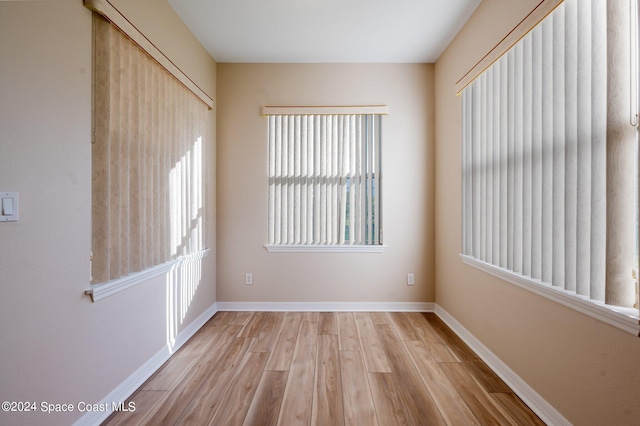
265;244;387;253
460;254;640;336
85;249;210;302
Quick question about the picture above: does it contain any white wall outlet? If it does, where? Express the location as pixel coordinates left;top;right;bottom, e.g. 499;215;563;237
245;273;253;285
407;273;415;286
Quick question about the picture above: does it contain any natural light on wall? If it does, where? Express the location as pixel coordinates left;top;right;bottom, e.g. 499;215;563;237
165;244;206;352
166;137;206;351
170;137;204;258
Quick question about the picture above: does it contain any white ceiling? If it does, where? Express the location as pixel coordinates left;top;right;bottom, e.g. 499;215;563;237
167;0;482;63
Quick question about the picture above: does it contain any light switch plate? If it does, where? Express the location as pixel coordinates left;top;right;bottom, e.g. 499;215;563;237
1;192;18;222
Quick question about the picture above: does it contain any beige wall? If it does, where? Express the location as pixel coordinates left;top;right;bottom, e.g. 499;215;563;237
3;0;636;424
0;1;216;424
435;1;640;425
217;64;435;303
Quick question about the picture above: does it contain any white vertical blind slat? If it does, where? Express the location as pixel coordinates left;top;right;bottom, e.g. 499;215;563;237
306;116;315;244
590;0;607;302
564;0;578;294
576;0;593;297
472;81;481;258
349;115;357;245
314;116;321;244
300;116;308;245
541;15;554;284
287;115;295;244
491;66;500;264
325;116;333;244
368;116;373;244
357;116;365;244
531;24;543;281
551;4;566;289
499;57;508;269
282;116;289;243
331;115;339;244
268;123;274;245
479;73;487;262
507;48;517;272
280;116;289;244
514;36;534;275
294;115;302;244
486;68;494;264
320;116;328;244
273;116;282;245
461;91;469;254
339;116;348;245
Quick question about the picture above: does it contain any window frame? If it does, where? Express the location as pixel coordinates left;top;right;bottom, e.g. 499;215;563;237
262;106;388;253
84;0;212;301
458;0;640;335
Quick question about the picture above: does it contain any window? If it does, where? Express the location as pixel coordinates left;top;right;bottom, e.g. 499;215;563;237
86;1;213;298
460;0;639;334
263;106;388;252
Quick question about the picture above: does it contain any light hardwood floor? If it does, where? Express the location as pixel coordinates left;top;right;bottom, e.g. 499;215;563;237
104;311;545;426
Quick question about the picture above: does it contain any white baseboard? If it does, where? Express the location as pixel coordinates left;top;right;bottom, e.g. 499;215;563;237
73;302;218;426
434;305;570;426
216;301;435;312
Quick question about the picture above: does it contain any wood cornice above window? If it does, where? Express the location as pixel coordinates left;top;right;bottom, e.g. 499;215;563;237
261;105;390;116
83;0;214;109
455;0;564;94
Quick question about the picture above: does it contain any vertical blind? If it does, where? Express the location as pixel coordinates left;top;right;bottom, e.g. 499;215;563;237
92;14;208;284
462;0;636;308
266;112;383;246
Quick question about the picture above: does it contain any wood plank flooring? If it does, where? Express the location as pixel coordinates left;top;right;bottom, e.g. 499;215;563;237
103;312;545;426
